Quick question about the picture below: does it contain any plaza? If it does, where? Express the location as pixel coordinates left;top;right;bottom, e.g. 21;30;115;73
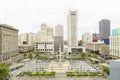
10;56;108;80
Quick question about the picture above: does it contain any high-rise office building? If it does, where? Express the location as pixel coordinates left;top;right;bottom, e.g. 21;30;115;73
54;24;63;53
35;23;54;54
37;23;53;42
0;24;18;62
67;10;78;47
82;32;92;47
99;19;110;40
55;24;63;36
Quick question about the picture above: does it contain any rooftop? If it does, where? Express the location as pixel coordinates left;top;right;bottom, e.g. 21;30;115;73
0;24;18;31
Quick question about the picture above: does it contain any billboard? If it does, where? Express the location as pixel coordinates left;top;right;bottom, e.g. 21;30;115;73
112;28;120;35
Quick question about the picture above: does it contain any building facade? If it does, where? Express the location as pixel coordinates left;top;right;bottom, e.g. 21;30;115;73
0;24;18;62
99;19;110;40
18;32;35;50
19;33;28;45
55;24;63;36
100;45;109;54
68;46;86;54
110;35;120;57
86;42;105;54
37;23;53;42
54;24;63;53
110;60;120;80
35;41;54;54
92;33;100;42
35;23;54;53
28;32;35;49
67;10;78;47
82;32;92;47
18;45;32;53
54;36;63;53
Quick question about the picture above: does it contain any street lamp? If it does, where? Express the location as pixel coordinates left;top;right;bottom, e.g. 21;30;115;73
44;42;46;54
80;65;82;72
52;64;53;71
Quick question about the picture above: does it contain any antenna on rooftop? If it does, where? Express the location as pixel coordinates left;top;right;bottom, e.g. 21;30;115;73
95;29;97;36
4;16;6;24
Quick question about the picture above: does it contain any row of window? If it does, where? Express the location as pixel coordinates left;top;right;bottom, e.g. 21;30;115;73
37;49;53;51
36;43;53;45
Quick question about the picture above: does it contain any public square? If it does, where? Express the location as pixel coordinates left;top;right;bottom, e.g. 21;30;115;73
10;57;108;80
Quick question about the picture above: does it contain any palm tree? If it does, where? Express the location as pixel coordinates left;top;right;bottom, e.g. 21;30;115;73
80;52;86;59
28;52;33;60
23;53;27;59
87;53;92;57
0;63;10;80
92;54;98;59
34;51;39;58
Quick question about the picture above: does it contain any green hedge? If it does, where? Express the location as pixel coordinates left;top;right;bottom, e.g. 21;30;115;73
66;72;103;77
102;66;110;75
18;71;55;76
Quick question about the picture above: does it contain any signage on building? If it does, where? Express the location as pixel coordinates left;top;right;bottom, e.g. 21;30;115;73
112;28;120;35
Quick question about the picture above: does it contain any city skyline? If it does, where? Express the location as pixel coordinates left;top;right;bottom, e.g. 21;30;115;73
0;0;120;40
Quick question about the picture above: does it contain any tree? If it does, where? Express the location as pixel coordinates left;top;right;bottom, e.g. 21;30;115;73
87;53;92;57
80;52;86;59
23;53;27;59
28;53;33;60
0;63;10;80
34;51;39;58
92;54;98;59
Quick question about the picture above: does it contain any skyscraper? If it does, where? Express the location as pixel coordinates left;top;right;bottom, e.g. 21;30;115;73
35;23;54;54
38;23;53;42
99;19;110;40
54;24;63;53
55;24;63;36
82;32;92;47
67;10;78;47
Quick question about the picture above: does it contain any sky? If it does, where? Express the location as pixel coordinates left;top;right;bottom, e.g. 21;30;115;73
0;0;120;40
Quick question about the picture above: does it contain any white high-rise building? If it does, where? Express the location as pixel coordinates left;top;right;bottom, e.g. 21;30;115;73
67;10;78;47
37;23;53;42
82;32;92;47
35;23;54;54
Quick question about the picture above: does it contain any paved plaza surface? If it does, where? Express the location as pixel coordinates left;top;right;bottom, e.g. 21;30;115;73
10;59;108;80
70;60;97;72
